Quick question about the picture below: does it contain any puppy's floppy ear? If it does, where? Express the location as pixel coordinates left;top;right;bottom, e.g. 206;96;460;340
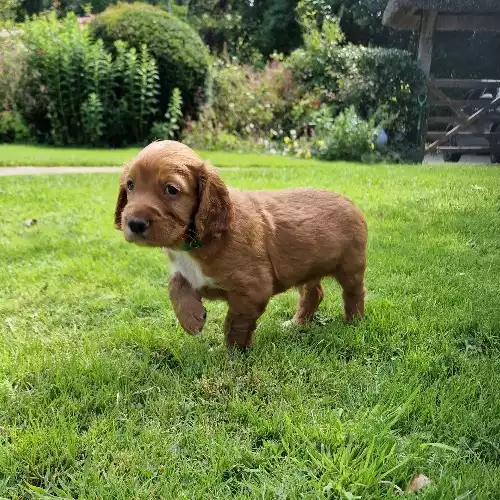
194;163;232;241
114;164;129;230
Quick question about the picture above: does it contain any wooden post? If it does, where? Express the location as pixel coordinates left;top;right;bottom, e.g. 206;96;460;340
416;11;437;162
417;11;437;76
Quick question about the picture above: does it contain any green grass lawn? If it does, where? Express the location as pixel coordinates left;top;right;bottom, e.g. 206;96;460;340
1;161;499;498
0;144;329;168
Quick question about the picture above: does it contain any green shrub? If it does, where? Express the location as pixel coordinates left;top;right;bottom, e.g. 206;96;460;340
338;46;426;154
150;87;183;141
0;111;31;143
273;106;379;162
287;20;425;161
91;2;209;116
184;126;265;153
0;0;18;22
188;58;296;141
0;27;26;114
314;106;377;162
21;12;159;145
287;19;346;99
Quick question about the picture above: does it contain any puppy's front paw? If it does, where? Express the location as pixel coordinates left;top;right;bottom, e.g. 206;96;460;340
169;274;207;335
172;293;207;335
175;302;207;336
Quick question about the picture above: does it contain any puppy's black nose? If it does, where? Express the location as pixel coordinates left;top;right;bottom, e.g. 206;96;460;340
127;216;149;234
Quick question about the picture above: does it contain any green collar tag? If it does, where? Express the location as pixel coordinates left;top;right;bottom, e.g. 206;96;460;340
183;210;201;251
182;238;202;251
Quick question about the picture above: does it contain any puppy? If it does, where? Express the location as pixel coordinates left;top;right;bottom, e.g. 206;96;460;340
115;141;367;348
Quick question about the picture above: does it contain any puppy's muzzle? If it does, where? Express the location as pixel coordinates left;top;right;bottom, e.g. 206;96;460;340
127;216;150;235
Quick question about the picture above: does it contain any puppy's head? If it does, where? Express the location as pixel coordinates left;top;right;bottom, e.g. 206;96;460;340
115;141;231;249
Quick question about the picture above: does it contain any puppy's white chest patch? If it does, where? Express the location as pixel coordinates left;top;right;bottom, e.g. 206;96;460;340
167;250;215;291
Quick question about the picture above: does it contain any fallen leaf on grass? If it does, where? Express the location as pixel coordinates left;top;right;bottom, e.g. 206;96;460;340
380;474;431;496
408;474;431;493
23;219;38;227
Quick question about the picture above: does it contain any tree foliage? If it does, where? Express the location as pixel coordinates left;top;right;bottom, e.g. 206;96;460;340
0;0;20;22
188;0;302;59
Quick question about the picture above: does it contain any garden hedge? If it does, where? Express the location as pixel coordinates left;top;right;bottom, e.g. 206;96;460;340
91;2;209;116
288;23;426;161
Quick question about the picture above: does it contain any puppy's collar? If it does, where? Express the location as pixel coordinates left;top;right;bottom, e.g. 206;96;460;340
182;175;203;251
183;227;202;251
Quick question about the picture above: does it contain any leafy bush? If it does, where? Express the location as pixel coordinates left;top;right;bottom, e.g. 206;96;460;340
338;46;426;155
0;0;19;22
314;106;377;162
267;106;377;162
287;20;425;161
0;111;31;143
287;19;346;99
21;12;159;145
183;124;252;152
183;53;384;162
0;27;27;114
183;101;273;152
150;87;183;141
91;2;209;116
186;58;296;142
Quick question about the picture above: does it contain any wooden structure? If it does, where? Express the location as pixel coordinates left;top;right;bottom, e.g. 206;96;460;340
383;0;500;162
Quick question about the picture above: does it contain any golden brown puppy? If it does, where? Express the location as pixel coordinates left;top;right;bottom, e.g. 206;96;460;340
115;141;367;348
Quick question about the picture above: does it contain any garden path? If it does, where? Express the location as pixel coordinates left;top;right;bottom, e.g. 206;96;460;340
0;156;491;176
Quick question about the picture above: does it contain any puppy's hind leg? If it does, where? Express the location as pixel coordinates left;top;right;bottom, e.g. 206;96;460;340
332;264;366;323
284;280;324;327
224;292;271;349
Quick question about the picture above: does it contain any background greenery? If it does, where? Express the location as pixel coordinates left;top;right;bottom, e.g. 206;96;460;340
21;12;160;146
2;0;499;159
10;0;500;80
4;0;494;162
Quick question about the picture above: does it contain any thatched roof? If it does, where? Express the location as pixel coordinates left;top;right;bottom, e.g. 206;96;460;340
383;0;500;31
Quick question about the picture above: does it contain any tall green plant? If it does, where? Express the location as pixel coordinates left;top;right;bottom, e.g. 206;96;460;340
133;44;160;141
0;27;26;114
81;92;104;145
150;87;183;140
23;13;85;143
21;12;160;146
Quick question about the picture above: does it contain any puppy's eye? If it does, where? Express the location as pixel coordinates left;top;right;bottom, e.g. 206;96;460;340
165;184;179;196
127;179;134;192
